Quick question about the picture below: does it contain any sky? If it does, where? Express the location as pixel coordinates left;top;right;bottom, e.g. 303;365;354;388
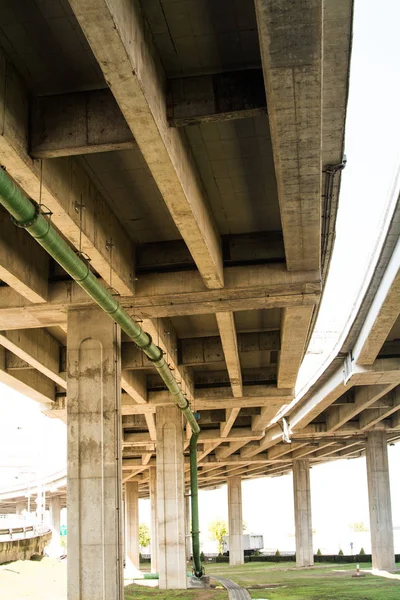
1;0;400;557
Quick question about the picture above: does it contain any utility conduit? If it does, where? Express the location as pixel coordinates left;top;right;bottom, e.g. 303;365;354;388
0;167;204;578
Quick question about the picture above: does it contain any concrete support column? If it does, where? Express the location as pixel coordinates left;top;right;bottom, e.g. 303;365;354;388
185;493;191;561
293;459;313;567
67;308;123;600
125;481;140;567
227;476;243;566
149;467;158;573
366;431;395;571
49;496;61;541
156;405;186;589
15;501;25;515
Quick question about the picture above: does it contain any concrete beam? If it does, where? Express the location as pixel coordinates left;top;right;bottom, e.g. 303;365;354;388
137;231;285;274
121;387;292;415
359;387;400;430
220;409;241;439
168;69;267;127
240;424;283;458
121;370;147;404
68;0;223;290
216;312;243;398
0;264;320;329
277;306;314;388
0;347;55;405
326;384;395;432
142;318;194;402
30;89;135;158
124;427;263;446
354;239;400;365
254;0;322;271
0;329;64;388
180;330;280;368
0;50;134;296
0;207;49;302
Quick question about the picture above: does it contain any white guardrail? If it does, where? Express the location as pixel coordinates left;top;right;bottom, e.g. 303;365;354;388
0;514;49;542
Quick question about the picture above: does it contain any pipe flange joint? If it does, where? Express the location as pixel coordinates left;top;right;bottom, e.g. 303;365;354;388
147;344;164;363
11;200;40;229
139;333;153;352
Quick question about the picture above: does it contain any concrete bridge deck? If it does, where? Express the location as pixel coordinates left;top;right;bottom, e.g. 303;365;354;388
0;0;399;592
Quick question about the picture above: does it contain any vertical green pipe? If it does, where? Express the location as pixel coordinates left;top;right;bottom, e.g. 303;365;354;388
190;432;204;578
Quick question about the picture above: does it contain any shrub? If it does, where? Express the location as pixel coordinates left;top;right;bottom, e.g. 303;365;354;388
316;548;322;556
200;551;205;561
338;549;344;556
359;547;366;556
275;549;281;556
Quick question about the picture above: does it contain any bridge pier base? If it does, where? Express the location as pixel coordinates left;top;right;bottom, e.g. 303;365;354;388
156;405;186;589
67;307;124;600
366;431;395;571
125;480;140;568
228;476;244;566
293;459;314;567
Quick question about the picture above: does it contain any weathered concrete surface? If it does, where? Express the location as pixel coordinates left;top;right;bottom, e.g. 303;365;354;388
0;531;52;564
67;308;123;600
293;459;313;567
227;477;244;566
366;431;395;571
156;405;186;589
149;466;158;573
125;481;139;567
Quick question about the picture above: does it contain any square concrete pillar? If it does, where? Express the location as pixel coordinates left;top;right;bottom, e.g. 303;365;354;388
293;459;313;567
67;308;123;600
366;431;395;571
156;405;186;589
125;481;139;567
149;467;158;573
49;496;61;538
228;476;244;566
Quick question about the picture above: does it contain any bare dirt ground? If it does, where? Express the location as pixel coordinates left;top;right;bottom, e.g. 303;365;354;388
0;557;67;600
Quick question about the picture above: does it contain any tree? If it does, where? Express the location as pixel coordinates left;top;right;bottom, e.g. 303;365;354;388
349;521;368;533
139;523;150;549
208;519;228;554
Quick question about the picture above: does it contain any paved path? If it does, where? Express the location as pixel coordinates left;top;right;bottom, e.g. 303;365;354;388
211;575;251;600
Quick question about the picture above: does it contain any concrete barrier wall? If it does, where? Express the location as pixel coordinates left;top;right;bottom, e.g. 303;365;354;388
0;531;52;564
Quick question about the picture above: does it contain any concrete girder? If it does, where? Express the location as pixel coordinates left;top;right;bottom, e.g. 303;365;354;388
0;208;49;303
254;0;323;272
168;69;266;127
278;306;314;389
0;329;64;388
179;330;280;368
0;347;55;405
0;50;134;297
216;312;243;398
68;0;223;290
326;384;396;432
354;239;400;365
0;264;320;330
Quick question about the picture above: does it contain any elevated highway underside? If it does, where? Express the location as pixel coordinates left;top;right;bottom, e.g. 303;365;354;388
1;0;399;587
0;0;357;491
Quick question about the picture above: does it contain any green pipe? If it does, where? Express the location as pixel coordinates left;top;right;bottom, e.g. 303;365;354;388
190;432;204;578
0;167;199;435
0;166;204;577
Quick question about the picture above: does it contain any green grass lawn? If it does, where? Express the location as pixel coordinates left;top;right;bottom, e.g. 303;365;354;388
209;562;400;600
124;562;400;600
124;585;228;600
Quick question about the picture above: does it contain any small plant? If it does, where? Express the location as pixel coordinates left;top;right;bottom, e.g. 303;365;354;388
359;547;366;556
316;548;322;556
275;549;281;556
338;549;344;556
254;549;260;557
200;551;205;561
